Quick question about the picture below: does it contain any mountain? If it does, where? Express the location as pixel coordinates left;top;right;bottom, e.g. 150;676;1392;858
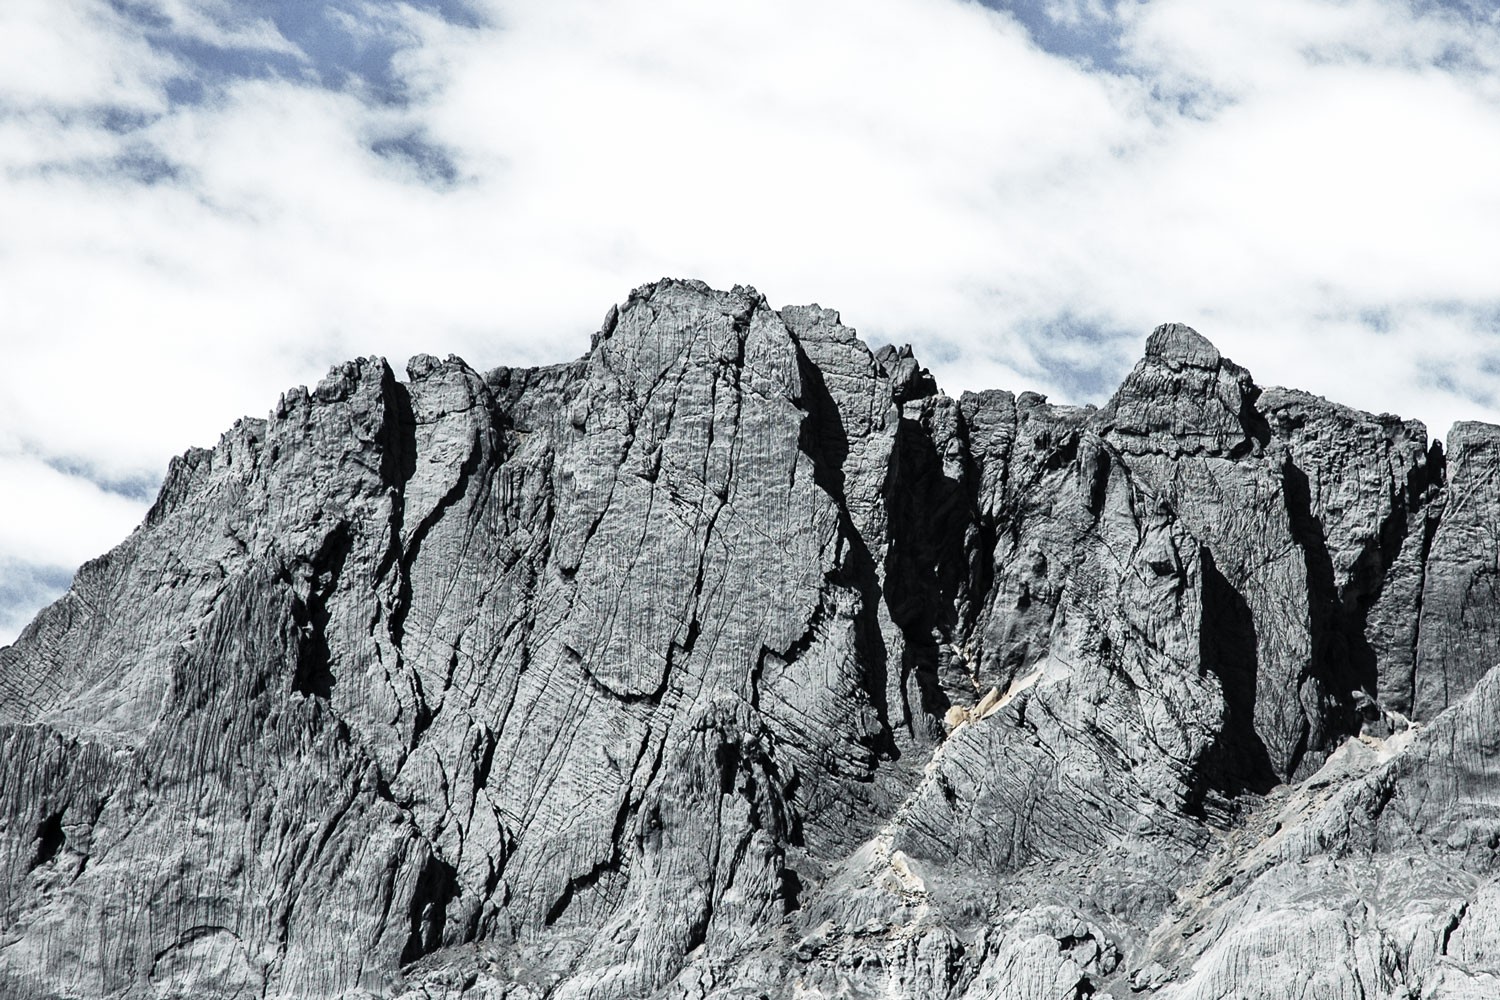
4;278;1500;1000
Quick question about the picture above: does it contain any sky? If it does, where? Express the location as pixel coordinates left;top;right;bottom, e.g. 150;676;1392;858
4;0;1500;644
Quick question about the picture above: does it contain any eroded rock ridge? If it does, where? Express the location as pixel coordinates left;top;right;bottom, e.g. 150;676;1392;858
4;279;1500;999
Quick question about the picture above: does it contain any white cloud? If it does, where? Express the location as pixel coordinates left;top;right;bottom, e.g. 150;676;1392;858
0;561;79;649
0;454;146;569
5;0;1500;638
0;0;173;111
1118;0;1497;99
0;449;148;645
146;0;301;55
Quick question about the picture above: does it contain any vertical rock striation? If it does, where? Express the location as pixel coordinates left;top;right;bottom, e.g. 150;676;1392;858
2;279;1499;999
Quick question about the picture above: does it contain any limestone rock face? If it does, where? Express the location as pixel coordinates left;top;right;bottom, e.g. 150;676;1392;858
2;281;1499;1000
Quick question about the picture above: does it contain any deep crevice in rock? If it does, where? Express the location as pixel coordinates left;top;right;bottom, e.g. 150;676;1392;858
884;411;974;733
29;811;65;870
1280;457;1345;779
1189;547;1278;813
400;853;461;966
291;522;352;699
791;339;899;768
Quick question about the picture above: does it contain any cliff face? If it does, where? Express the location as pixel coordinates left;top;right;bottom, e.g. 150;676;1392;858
3;279;1500;1000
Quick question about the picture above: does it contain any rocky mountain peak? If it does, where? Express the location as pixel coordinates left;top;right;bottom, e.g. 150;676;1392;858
2;280;1499;1000
1099;320;1266;458
1143;321;1223;368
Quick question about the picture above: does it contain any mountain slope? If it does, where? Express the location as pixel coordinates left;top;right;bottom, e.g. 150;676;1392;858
3;279;1499;1000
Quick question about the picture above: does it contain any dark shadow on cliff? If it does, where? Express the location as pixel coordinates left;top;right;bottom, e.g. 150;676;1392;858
882;412;980;734
400;852;461;966
791;344;899;768
1281;458;1384;775
291;522;352;699
1189;546;1279;814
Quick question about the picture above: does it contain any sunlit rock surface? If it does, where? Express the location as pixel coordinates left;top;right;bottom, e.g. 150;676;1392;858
3;279;1499;999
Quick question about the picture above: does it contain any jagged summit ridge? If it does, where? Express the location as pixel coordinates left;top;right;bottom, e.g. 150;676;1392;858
2;279;1500;1000
1100;320;1269;460
1144;321;1223;368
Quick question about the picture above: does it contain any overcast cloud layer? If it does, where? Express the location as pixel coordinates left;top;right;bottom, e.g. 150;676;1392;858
4;0;1500;643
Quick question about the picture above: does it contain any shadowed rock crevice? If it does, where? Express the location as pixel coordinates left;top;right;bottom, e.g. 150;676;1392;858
380;371;420;491
291;522;352;699
1232;384;1273;459
1279;450;1429;774
1190;547;1278;812
1279;457;1345;779
29;810;65;870
400;853;461;966
375;375;418;595
542;789;634;929
791;338;899;768
883;411;975;733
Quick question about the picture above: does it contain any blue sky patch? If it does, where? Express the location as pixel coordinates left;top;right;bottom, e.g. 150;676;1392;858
118;0;483;110
0;561;76;646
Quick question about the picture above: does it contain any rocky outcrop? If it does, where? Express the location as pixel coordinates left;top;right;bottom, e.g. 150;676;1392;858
1;278;1498;999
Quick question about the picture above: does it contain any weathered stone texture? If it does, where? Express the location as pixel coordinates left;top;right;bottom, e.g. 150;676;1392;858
3;280;1500;999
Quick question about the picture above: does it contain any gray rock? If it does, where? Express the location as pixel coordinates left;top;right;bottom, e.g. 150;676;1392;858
1414;422;1500;721
2;284;1499;1000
